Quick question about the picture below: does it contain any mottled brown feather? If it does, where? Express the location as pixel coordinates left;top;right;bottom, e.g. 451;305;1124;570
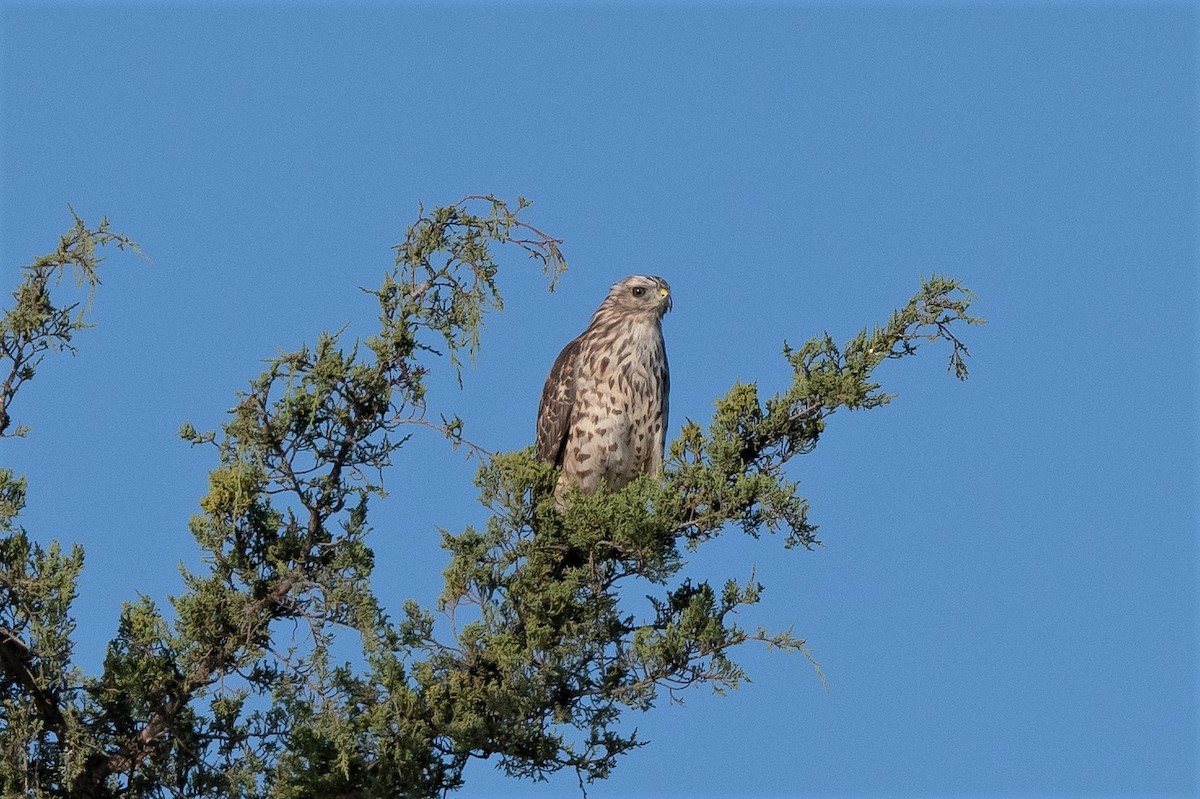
535;335;581;466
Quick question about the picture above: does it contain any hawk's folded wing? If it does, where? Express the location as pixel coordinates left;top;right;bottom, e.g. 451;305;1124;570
535;335;581;467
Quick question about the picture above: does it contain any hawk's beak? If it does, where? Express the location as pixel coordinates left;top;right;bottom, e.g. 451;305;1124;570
658;287;672;313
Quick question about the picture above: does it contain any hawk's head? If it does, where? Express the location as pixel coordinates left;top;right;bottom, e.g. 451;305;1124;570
604;274;672;318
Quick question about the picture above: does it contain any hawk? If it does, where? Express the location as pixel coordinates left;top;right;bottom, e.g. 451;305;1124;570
536;275;672;505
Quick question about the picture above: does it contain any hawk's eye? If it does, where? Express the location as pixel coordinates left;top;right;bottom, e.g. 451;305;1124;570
631;286;646;298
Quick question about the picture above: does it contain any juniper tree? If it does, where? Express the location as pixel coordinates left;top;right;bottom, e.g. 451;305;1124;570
0;197;982;798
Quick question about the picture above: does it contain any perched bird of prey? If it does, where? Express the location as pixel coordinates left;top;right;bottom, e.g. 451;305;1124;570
536;274;672;505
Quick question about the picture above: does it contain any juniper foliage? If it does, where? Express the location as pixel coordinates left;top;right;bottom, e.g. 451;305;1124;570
0;198;981;797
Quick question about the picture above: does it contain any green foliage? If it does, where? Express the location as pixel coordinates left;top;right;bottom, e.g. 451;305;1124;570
0;533;87;795
0;469;28;530
1;213;139;798
0;209;142;438
0;199;980;798
667;273;982;550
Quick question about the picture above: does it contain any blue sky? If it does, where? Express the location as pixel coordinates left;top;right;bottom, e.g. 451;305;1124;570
1;2;1196;796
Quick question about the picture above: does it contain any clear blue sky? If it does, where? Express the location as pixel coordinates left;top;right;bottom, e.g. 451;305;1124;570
2;2;1196;796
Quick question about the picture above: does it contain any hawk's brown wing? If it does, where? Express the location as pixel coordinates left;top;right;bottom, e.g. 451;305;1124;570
535;335;581;467
658;345;670;439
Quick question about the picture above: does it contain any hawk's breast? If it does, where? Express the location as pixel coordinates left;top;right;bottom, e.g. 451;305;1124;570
566;317;666;492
